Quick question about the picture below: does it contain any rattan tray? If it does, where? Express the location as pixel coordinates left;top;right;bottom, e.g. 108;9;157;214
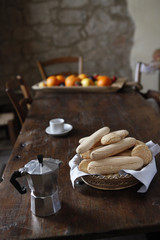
81;173;139;190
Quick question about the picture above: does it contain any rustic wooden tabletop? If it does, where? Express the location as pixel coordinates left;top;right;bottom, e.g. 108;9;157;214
1;90;160;239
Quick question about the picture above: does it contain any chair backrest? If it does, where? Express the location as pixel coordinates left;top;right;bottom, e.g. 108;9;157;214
37;56;83;80
16;75;32;103
135;61;160;89
135;62;143;86
5;75;32;126
135;61;160;109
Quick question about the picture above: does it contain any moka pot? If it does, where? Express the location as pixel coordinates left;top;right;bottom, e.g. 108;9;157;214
10;155;62;217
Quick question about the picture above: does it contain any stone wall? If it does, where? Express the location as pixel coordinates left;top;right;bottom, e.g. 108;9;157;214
0;0;134;97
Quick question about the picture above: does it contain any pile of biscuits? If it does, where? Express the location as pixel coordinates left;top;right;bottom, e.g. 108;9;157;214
76;126;152;175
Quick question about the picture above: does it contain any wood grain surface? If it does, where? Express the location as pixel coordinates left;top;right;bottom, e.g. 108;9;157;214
1;90;160;239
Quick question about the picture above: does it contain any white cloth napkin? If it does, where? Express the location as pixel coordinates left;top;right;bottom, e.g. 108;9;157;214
69;141;160;193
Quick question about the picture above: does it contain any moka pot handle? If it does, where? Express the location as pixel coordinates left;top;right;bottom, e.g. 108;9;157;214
10;171;27;194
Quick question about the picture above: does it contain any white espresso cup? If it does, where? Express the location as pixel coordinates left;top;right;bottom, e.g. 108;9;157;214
49;118;64;133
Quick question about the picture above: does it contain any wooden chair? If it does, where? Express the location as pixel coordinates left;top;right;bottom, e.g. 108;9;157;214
141;89;160;112
124;62;145;91
125;61;160;91
37;56;83;80
134;61;160;110
124;62;143;91
5;75;32;126
135;61;160;88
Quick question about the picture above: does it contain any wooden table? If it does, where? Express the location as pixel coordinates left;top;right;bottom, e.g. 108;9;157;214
1;89;160;239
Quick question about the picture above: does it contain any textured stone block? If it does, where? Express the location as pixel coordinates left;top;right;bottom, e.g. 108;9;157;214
85;8;117;36
59;10;87;24
61;0;88;8
33;23;57;38
53;26;81;47
24;3;50;24
91;0;115;7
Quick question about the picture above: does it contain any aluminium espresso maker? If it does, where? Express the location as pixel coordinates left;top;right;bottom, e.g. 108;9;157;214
10;155;62;217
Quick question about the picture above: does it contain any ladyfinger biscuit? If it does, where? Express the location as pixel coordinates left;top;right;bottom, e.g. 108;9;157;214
117;149;132;156
79;136;88;144
80;150;91;159
76;126;110;154
101;130;129;145
79;137;102;148
135;140;145;146
90;137;136;160
80;145;103;159
131;144;152;165
78;159;92;173
87;156;144;175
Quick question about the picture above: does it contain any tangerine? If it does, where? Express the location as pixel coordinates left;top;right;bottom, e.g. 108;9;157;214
65;75;80;87
78;73;88;80
46;75;58;86
97;76;112;86
56;75;65;84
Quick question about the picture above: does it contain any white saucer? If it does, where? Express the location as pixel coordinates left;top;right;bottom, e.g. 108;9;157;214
45;123;73;136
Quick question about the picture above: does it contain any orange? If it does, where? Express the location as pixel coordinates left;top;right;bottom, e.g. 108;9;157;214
56;75;65;84
65;75;80;87
97;76;112;86
78;73;88;80
46;75;58;86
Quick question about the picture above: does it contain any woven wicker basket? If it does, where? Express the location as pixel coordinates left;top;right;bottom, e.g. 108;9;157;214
81;173;139;190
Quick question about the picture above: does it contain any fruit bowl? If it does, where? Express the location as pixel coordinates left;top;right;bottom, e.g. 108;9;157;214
32;78;126;93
